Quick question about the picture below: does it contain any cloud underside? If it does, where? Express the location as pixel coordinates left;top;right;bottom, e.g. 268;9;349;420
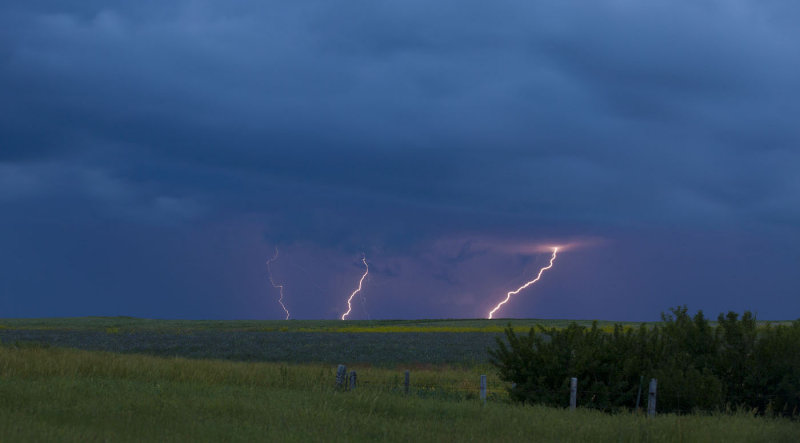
1;0;799;245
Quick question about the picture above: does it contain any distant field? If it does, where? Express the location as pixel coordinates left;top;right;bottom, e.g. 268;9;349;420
0;317;632;366
0;316;642;332
2;316;790;332
1;317;793;367
2;345;798;442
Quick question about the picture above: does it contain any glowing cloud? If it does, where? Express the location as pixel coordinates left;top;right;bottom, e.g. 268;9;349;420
487;247;559;319
472;237;602;255
341;255;369;320
266;248;290;320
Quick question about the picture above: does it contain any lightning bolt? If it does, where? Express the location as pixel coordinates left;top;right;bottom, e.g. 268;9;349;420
487;246;559;319
341;255;369;320
266;248;290;320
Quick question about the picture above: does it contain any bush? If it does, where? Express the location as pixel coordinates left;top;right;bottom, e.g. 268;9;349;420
489;307;800;416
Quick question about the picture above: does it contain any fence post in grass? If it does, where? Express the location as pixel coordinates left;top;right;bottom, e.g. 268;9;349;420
647;378;657;417
349;370;357;391
480;374;487;403
635;375;644;412
404;370;410;394
569;377;577;410
336;364;347;389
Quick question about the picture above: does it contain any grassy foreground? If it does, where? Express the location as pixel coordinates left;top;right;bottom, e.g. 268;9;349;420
1;346;798;442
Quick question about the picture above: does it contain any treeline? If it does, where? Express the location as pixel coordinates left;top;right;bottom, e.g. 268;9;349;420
489;307;800;416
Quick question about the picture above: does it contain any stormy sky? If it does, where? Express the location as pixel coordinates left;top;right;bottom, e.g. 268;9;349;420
2;1;798;320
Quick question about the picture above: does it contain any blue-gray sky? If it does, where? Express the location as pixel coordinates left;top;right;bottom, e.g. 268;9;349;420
2;1;799;320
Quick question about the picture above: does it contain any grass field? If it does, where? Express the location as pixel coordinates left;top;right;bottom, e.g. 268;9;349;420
0;316;643;332
0;317;642;366
2;344;798;442
2;317;793;366
2;317;798;441
2;316;790;333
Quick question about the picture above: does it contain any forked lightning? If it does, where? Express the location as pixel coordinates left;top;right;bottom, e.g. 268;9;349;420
487;247;559;319
341;255;369;320
266;248;290;320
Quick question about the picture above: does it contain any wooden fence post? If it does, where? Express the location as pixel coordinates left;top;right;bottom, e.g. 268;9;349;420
404;370;410;394
570;377;577;410
647;378;657;417
635;375;644;411
480;375;487;403
349;370;357;391
336;364;347;389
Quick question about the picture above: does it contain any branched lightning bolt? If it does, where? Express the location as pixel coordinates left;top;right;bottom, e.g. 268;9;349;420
266;248;290;320
341;255;369;321
487;247;559;319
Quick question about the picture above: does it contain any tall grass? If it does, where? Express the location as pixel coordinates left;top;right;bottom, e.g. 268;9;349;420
1;345;798;442
0;344;500;394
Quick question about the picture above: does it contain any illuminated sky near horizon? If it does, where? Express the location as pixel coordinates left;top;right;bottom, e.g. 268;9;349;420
1;1;799;320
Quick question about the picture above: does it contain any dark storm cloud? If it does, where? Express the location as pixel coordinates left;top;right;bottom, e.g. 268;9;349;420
2;1;799;318
2;0;797;237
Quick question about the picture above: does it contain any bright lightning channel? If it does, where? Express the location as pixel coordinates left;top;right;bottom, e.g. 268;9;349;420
341;255;369;321
487;246;559;319
266;248;290;320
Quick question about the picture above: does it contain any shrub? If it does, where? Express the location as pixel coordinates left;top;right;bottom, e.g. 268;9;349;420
489;307;800;416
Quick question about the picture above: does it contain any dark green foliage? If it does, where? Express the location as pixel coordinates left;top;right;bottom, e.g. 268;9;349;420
489;307;800;416
745;320;800;415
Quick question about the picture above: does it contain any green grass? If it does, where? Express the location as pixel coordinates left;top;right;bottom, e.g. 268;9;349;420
0;316;631;333
2;316;792;334
1;345;798;442
3;317;796;368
